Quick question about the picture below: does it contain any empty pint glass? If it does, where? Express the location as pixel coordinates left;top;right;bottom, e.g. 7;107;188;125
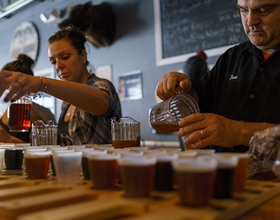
8;96;32;132
111;116;140;148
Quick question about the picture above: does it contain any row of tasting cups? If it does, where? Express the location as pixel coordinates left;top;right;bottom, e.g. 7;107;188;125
0;143;249;208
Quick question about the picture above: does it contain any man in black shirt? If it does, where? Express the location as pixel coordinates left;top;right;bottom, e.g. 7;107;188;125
157;0;280;152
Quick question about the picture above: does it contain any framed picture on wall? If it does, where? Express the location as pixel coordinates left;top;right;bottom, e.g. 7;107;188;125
118;70;142;101
34;68;56;115
154;0;247;66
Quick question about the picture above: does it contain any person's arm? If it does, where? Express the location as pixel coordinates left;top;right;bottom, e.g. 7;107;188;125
0;125;25;143
178;113;276;149
31;103;56;124
0;71;110;116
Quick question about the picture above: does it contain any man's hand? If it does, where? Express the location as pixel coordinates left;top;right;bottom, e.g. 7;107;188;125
178;113;276;149
156;72;192;100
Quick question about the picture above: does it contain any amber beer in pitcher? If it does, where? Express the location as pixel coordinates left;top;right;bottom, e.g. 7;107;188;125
8;97;32;132
149;94;200;135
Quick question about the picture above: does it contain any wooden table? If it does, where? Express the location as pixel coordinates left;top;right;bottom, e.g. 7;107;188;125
0;172;279;220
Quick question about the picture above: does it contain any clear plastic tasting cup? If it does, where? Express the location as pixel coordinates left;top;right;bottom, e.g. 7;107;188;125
52;151;82;185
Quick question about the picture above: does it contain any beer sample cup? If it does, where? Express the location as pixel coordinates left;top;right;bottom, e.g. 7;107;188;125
201;154;238;199
172;158;217;207
177;151;197;159
53;151;82;185
119;156;157;198
154;153;178;191
234;153;249;192
50;149;74;176
24;151;51;179
4;148;24;170
7;96;32;132
217;153;249;192
88;153;120;189
185;149;216;156
82;150;107;180
0;148;5;172
118;151;143;158
124;147;148;152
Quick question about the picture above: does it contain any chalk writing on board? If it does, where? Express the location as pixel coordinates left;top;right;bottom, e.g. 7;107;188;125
159;0;248;59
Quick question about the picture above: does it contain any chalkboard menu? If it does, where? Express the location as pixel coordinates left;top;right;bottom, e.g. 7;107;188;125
154;0;248;66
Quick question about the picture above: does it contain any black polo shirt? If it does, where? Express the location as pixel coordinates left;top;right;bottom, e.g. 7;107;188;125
192;41;280;152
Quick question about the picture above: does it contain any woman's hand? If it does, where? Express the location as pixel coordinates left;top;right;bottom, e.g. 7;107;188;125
0;70;41;102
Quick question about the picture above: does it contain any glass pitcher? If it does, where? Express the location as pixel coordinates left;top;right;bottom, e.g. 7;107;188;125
111;116;140;148
149;93;199;134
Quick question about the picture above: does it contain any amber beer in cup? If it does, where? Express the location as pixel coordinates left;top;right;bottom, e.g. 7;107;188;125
208;154;239;199
88;153;120;189
218;153;249;192
119;156;157;198
8;97;32;132
172;158;217;207
24;151;51;179
82;150;107;180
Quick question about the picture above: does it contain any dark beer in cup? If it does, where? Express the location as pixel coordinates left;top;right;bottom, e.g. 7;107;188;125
172;158;217;207
211;154;238;199
154;153;178;191
217;153;249;192
5;148;24;170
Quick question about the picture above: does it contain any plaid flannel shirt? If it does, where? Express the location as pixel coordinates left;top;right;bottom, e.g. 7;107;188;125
58;74;122;145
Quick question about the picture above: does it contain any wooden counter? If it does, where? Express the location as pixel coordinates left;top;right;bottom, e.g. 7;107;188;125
0;173;279;220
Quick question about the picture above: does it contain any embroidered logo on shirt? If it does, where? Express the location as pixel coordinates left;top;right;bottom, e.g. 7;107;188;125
229;74;238;80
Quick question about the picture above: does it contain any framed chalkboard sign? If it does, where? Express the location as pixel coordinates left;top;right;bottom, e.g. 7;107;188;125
154;0;248;66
